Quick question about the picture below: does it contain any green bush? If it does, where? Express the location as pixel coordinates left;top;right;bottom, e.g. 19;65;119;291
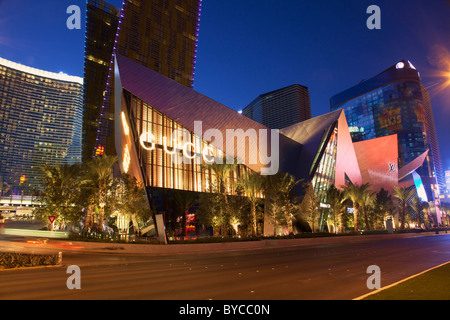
168;236;262;244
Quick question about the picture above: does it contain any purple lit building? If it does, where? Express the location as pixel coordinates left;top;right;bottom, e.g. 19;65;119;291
83;0;203;159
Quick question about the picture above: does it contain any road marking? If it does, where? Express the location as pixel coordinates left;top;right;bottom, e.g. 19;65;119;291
353;260;450;300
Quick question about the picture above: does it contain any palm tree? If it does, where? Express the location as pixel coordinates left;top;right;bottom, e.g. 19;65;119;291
326;185;345;234
238;170;264;236
115;173;153;236
342;182;370;232
409;195;427;229
84;155;118;233
374;188;393;230
393;186;415;230
37;163;81;230
360;188;376;231
299;182;320;233
208;161;236;195
206;160;237;235
270;172;302;234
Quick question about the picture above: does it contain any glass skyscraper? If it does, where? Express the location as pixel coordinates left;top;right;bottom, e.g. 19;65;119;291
83;0;121;161
84;0;202;159
330;60;444;202
242;84;311;129
0;57;83;194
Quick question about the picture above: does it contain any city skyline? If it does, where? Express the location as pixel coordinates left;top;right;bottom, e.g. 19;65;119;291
1;1;450;303
0;0;449;167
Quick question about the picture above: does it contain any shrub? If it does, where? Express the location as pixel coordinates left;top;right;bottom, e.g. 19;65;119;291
0;252;61;269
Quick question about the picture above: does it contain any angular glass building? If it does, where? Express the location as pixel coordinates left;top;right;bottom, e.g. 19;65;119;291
0;57;83;194
114;54;295;239
279;109;364;231
330;60;444;203
113;55;422;237
242;84;311;129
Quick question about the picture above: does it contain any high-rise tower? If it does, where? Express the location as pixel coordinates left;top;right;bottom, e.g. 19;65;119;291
83;0;121;161
84;0;202;158
0;57;83;193
242;84;311;129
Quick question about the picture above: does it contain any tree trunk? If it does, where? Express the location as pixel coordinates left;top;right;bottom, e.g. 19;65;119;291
400;203;406;230
418;210;422;229
98;206;104;233
338;212;344;234
98;179;106;233
285;202;293;234
363;207;371;231
84;204;93;231
354;205;359;232
251;200;257;236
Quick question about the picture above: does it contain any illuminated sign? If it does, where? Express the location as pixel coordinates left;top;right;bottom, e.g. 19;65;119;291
137;121;280;175
139;131;215;164
378;107;402;132
388;162;396;172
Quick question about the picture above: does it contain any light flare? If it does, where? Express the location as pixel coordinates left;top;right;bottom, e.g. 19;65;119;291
426;44;450;96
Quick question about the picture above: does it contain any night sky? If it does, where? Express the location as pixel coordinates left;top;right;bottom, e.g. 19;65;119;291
0;0;449;168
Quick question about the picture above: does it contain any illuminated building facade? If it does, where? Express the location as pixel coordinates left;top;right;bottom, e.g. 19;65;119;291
83;0;120;161
115;0;202;89
0;57;83;194
87;0;202;159
242;84;311;129
114;55;425;236
280;109;363;231
441;170;450;204
115;54;290;193
353;134;399;195
330;60;444;203
114;54;298;237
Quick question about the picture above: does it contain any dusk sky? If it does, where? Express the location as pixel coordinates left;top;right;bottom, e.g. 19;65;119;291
0;0;449;167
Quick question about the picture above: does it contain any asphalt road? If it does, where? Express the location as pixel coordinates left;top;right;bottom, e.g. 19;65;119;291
1;231;449;300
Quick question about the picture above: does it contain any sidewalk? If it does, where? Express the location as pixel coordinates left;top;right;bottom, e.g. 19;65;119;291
50;231;448;256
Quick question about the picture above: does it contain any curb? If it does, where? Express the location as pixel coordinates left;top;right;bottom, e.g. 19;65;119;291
34;231;448;255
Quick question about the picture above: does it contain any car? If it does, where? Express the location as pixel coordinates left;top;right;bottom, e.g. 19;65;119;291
0;216;5;224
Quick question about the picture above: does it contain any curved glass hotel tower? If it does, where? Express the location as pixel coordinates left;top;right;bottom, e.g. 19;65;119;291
330;60;444;203
0;57;84;194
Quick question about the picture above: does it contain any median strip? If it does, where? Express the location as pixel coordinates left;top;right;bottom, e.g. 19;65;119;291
354;260;450;300
0;251;62;270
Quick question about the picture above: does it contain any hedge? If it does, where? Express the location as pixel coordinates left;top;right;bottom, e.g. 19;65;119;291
0;252;62;269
